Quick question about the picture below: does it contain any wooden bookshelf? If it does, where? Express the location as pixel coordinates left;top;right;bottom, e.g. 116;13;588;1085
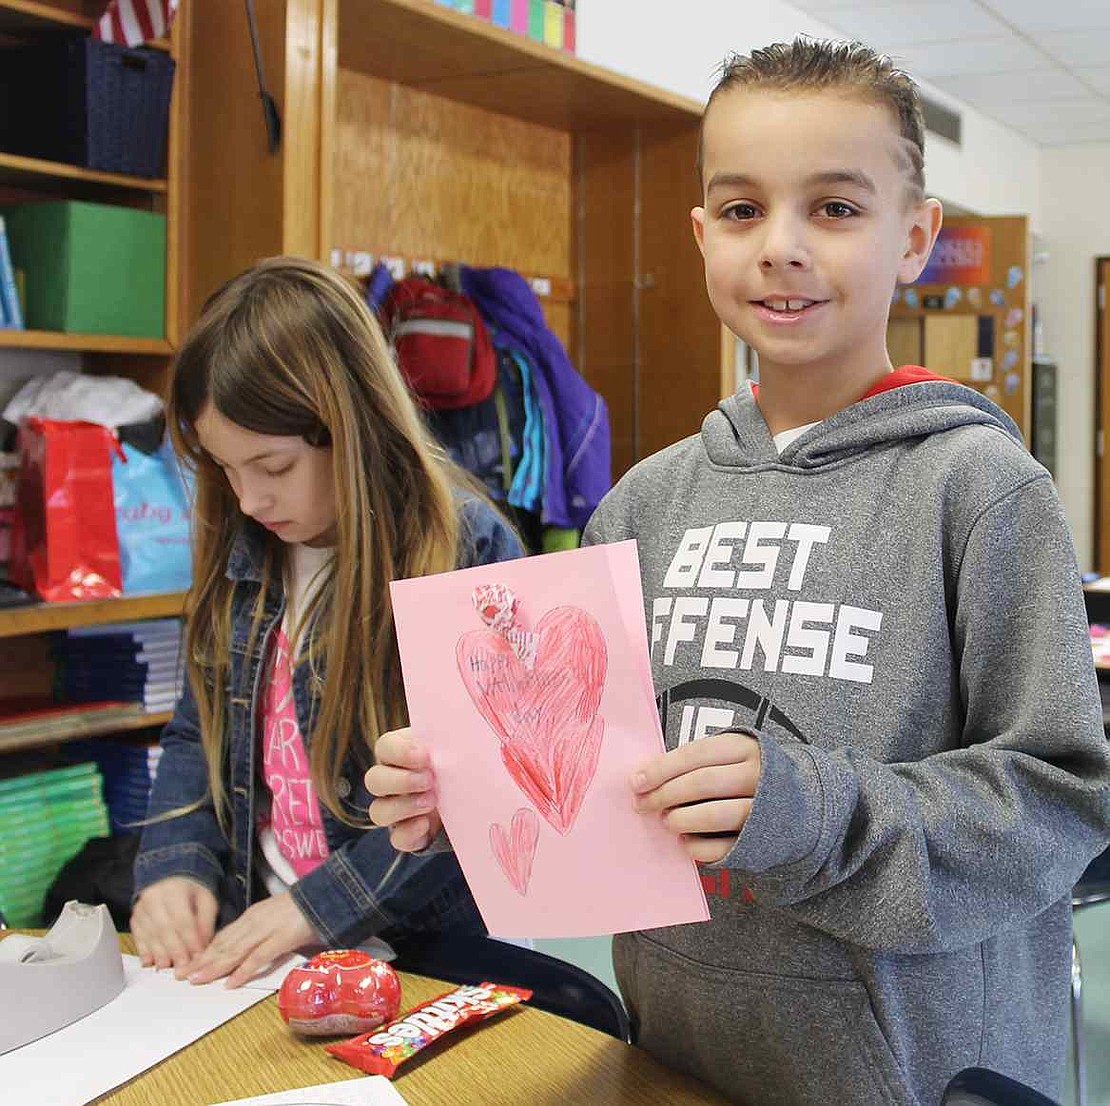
0;0;92;34
0;593;186;639
337;0;702;131
0;328;171;353
0;151;168;195
188;0;723;474
0;1;170;46
0;705;172;754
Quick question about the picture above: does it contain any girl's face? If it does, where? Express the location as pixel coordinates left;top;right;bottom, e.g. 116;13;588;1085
196;404;338;547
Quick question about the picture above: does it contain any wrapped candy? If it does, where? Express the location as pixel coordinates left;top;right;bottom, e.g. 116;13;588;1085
326;981;531;1077
278;950;402;1037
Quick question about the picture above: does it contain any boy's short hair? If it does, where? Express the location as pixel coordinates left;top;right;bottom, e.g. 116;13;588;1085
699;37;926;202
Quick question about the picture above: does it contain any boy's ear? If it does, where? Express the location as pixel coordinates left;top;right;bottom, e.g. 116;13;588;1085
897;198;943;285
691;206;707;257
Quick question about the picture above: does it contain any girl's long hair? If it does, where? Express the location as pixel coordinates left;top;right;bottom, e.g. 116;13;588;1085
168;256;465;825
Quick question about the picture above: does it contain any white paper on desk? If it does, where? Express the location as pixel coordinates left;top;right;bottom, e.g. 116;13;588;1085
209;1075;408;1105
0;955;271;1106
239;952;307;992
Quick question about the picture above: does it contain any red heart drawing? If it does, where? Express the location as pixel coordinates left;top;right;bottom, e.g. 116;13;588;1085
489;808;540;896
458;605;607;835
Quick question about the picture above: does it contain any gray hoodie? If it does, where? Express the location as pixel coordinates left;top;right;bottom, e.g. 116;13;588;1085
583;378;1110;1106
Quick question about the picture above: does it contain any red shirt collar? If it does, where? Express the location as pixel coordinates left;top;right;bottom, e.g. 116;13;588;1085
750;365;952;403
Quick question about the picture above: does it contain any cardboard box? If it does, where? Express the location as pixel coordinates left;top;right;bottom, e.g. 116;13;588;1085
0;201;165;338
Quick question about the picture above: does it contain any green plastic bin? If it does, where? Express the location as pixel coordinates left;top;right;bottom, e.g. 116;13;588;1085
0;200;165;338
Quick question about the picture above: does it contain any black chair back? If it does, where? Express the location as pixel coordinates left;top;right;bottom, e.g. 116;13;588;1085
942;1067;1059;1106
392;935;631;1042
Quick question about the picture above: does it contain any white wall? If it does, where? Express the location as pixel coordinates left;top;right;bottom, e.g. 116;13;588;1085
1036;146;1110;569
576;0;1042;220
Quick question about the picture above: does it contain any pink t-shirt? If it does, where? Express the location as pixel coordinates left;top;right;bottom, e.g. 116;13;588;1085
259;625;330;879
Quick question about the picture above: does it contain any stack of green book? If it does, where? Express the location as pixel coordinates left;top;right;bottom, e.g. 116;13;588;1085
0;763;109;927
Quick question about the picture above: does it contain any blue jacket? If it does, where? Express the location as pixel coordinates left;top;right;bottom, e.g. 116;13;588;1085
460;266;611;530
134;497;523;946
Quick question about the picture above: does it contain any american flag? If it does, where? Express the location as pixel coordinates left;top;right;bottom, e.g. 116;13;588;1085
93;0;179;48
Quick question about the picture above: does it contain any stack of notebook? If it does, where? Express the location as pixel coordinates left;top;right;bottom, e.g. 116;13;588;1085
62;738;163;836
0;762;109;927
53;619;184;714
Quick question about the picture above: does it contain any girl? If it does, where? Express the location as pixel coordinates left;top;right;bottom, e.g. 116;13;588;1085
131;257;522;988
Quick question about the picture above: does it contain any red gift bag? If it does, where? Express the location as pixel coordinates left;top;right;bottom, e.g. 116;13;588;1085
10;418;123;602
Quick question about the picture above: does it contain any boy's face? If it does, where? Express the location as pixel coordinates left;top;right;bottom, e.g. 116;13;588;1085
692;89;941;383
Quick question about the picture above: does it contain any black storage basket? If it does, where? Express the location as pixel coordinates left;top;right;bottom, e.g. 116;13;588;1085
0;35;175;179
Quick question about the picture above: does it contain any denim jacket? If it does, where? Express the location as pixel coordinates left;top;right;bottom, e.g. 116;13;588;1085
134;497;523;946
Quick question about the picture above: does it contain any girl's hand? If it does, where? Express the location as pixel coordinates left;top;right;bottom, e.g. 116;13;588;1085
184;891;319;989
130;876;219;974
630;732;763;864
365;727;442;852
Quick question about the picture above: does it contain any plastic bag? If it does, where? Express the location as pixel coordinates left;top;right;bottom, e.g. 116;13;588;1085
112;438;191;595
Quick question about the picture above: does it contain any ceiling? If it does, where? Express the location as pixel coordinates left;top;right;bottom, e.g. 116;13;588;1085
785;0;1110;146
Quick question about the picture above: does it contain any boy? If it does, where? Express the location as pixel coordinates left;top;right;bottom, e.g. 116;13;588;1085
367;39;1110;1105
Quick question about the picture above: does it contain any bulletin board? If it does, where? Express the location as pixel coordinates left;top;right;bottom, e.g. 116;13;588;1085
888;214;1031;440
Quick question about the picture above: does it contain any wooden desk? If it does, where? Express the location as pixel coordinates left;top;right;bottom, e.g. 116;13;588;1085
58;936;723;1105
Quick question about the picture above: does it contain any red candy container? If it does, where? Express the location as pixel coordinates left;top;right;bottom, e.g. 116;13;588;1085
278;950;402;1037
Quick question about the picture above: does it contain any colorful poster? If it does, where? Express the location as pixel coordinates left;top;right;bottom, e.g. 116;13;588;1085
391;541;710;938
917;225;993;286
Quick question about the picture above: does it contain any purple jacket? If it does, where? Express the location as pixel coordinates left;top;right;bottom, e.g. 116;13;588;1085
461;266;611;530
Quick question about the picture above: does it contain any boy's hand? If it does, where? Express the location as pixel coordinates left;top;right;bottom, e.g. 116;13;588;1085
631;732;762;864
365;727;442;852
130;876;219;973
184;891;318;988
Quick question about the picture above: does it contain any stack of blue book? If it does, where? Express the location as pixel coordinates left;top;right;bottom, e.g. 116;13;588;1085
62;738;163;836
53;618;184;714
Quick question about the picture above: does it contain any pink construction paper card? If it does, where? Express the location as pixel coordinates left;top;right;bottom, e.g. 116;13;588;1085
390;540;709;938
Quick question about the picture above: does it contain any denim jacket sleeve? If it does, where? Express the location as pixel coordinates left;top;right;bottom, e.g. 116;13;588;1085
290;826;453;946
290;494;525;944
456;494;526;568
133;672;230;900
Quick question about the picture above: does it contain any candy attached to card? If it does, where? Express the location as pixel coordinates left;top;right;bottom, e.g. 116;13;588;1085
326;981;531;1078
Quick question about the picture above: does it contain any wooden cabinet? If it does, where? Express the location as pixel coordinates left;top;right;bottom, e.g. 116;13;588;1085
889;214;1032;439
182;0;725;479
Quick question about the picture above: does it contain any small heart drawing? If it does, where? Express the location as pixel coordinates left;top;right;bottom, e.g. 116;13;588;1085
458;605;607;835
490;808;540;896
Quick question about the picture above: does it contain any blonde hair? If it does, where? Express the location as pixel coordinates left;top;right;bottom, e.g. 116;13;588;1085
700;38;926;202
168;256;467;825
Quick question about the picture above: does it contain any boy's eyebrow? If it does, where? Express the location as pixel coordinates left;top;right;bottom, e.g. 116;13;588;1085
805;169;877;194
706;169;878;195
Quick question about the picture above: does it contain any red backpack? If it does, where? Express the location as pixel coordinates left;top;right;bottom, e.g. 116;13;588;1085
380;278;497;410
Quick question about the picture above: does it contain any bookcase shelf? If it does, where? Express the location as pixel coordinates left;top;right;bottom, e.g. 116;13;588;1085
0;328;172;353
337;0;701;131
0;151;168;196
0;704;172;754
0;328;171;353
0;1;170;47
0;593;186;639
0;0;92;34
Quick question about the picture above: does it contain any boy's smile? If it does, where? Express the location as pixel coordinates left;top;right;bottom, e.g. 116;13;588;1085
692;88;941;425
